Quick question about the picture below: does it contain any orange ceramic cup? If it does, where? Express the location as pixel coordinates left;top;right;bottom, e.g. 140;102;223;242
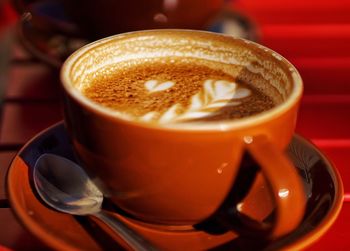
61;30;306;239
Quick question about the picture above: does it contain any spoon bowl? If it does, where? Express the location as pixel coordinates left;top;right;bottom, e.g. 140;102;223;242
33;153;158;251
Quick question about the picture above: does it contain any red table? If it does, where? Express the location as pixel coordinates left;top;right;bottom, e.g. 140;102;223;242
0;0;349;250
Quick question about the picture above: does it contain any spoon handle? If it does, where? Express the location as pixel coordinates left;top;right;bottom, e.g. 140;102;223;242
93;211;159;251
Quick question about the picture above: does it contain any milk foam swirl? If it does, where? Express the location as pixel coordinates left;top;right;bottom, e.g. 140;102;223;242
145;80;175;93
140;79;251;123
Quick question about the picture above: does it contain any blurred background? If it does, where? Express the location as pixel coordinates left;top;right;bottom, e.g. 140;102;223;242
0;0;349;250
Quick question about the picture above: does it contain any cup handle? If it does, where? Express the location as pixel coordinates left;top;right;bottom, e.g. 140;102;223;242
218;135;306;239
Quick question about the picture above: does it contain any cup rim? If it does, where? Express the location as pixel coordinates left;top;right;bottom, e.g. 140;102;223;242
60;29;303;132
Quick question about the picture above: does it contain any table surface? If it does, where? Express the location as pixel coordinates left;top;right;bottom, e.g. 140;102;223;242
0;0;349;250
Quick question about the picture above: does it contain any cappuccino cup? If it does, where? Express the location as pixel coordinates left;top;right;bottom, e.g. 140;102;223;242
61;30;306;238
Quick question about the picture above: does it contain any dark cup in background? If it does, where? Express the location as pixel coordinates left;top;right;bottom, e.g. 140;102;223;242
62;0;224;39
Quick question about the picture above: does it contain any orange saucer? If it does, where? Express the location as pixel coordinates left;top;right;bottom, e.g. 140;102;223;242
6;123;343;250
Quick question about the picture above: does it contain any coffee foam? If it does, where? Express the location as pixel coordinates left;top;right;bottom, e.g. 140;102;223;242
72;33;289;97
82;58;276;123
66;30;297;125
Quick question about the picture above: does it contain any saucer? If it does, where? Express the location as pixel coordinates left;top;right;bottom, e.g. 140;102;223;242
7;122;343;250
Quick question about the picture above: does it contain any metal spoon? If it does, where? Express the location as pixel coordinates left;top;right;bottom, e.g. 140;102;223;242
33;153;158;251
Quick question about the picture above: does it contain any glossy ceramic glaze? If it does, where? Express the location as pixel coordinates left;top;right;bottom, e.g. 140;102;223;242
6;123;343;250
60;30;305;237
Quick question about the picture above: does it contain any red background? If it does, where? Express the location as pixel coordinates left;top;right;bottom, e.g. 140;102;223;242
0;0;349;250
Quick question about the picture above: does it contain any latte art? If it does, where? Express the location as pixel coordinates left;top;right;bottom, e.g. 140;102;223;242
141;79;251;123
82;59;276;123
145;80;175;93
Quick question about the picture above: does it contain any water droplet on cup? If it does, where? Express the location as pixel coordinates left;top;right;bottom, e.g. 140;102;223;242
236;202;244;212
278;188;290;198
243;136;253;144
217;162;228;174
